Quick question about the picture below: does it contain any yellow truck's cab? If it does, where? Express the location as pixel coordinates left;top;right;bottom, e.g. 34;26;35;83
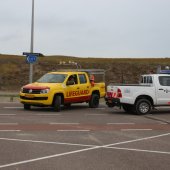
20;69;105;111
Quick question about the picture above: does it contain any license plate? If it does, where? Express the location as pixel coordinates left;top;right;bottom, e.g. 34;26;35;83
25;94;34;98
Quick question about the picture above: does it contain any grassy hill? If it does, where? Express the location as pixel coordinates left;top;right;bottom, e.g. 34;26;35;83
0;54;170;91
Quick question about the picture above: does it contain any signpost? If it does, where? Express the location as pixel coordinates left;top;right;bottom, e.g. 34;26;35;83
23;52;43;83
26;54;37;64
23;0;44;84
29;0;35;84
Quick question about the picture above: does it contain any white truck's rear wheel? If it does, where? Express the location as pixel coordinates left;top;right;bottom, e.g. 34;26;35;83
135;99;151;115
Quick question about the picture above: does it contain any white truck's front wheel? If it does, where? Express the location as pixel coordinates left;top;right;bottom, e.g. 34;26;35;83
135;99;152;115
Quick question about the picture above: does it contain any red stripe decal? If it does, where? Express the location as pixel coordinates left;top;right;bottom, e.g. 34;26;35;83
23;85;49;90
65;96;91;103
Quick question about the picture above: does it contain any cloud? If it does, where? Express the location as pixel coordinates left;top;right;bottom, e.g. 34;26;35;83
0;0;170;57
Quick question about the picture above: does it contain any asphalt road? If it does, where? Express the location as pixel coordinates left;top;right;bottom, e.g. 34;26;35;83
0;101;170;170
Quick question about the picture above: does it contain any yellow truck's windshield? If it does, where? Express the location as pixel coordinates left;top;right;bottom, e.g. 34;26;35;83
37;74;67;83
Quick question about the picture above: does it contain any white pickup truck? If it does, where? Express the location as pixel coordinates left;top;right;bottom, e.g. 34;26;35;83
105;72;170;115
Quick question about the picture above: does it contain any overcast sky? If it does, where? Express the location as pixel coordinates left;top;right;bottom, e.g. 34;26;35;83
0;0;170;58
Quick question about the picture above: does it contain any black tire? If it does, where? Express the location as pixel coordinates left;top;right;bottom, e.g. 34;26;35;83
107;103;115;107
89;94;99;108
53;95;61;112
64;103;71;108
24;104;31;110
135;99;152;115
122;104;134;113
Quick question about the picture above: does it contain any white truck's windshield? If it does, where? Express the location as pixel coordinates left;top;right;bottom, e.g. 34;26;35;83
37;74;67;83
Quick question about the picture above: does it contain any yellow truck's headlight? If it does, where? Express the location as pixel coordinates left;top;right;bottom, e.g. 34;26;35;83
40;88;50;94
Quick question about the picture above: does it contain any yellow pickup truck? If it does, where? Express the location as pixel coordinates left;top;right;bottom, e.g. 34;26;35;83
20;69;105;111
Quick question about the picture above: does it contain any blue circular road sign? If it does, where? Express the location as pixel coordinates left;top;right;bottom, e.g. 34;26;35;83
26;55;37;63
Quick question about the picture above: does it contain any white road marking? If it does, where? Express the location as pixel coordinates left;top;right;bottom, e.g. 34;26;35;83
0;114;16;116
57;130;90;132
0;137;96;147
106;146;170;155
159;122;168;125
0;102;19;104
121;129;152;131
107;123;135;125
0;130;21;132
50;123;79;125
0;123;18;125
0;146;100;169
4;107;23;109
156;106;170;109
85;114;106;116
36;114;61;116
0;133;169;168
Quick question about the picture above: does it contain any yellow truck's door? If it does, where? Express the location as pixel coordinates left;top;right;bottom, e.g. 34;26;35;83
65;74;80;103
77;73;91;101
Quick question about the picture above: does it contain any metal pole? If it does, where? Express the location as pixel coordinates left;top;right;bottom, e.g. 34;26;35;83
29;0;34;83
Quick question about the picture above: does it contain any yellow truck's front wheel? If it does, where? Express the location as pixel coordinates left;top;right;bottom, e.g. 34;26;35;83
53;95;61;112
24;104;31;110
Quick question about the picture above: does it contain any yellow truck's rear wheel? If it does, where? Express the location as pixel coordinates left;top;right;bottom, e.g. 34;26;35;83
89;94;99;108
